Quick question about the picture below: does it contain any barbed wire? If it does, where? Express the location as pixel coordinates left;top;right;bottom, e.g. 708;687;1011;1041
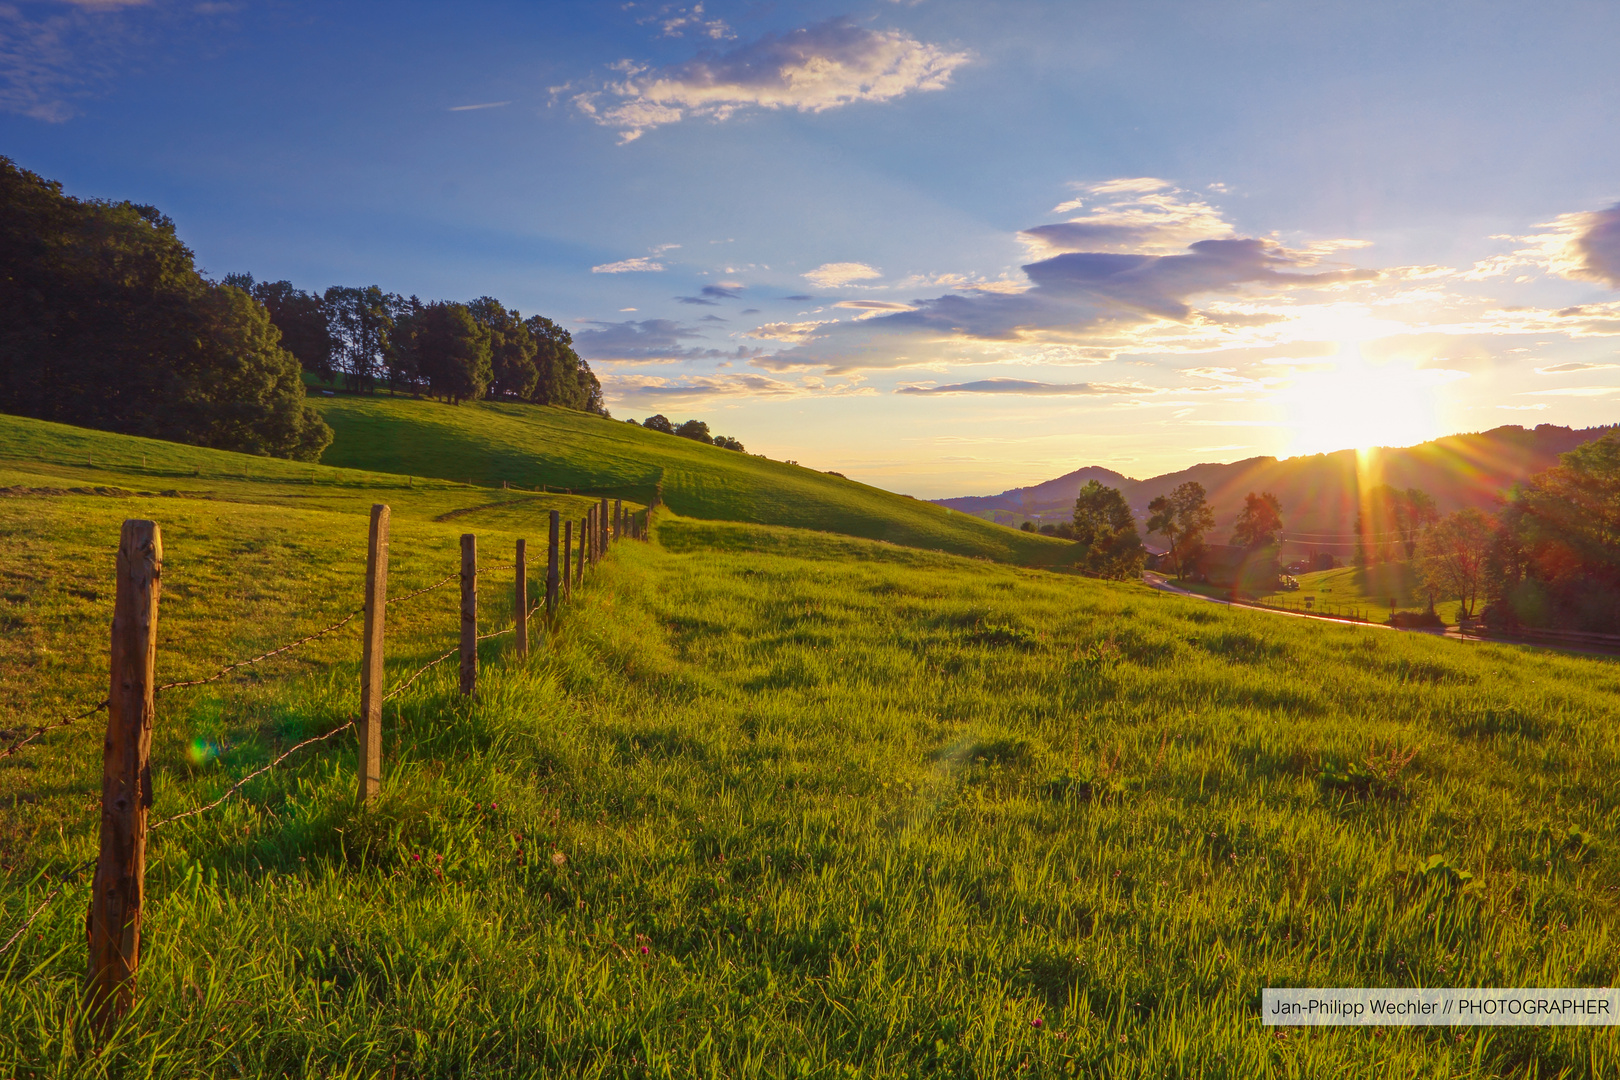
155;609;362;693
149;719;357;832
383;646;459;702
0;699;108;762
0;856;96;961
386;570;457;607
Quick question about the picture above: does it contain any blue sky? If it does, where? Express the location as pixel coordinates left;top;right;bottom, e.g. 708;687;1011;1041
4;0;1619;495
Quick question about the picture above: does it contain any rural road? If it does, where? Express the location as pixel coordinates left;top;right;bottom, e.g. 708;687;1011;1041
1141;572;1620;659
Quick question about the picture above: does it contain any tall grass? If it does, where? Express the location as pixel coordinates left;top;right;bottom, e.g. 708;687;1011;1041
4;489;1618;1076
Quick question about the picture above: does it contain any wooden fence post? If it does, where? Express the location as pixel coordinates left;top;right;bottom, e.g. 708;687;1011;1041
515;538;528;660
358;505;389;805
578;516;588;582
614;499;622;541
460;534;477;696
600;498;610;555
87;519;161;1033
562;520;573;601
547;511;560;620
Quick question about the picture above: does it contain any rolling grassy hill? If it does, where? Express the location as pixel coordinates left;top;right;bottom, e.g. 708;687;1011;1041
2;417;1619;1076
309;394;1076;566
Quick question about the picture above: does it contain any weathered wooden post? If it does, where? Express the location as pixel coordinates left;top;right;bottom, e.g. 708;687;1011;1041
600;498;610;554
578;516;588;582
358;505;389;804
460;534;477;696
614;499;622;541
546;511;560;620
515;538;528;660
87;519;161;1032
562;520;573;601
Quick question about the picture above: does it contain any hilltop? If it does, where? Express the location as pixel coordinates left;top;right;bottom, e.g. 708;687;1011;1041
935;423;1617;559
309;392;1076;566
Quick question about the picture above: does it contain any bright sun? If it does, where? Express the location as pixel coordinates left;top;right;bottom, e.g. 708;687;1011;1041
1277;345;1456;456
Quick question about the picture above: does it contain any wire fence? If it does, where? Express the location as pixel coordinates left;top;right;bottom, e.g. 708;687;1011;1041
0;498;653;975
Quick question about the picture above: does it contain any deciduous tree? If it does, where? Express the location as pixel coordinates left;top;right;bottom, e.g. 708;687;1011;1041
1231;491;1283;549
1146;481;1215;579
1073;480;1144;579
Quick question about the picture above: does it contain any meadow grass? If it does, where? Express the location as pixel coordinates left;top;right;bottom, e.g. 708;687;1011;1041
308;394;1076;567
1262;563;1469;626
2;418;1619;1077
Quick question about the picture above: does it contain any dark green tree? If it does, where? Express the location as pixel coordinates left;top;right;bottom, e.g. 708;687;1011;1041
641;414;675;434
470;297;539;400
1146;481;1215;578
714;435;745;452
0;156;330;460
1073;480;1144;579
324;285;394;392
675;419;713;444
525;315;605;413
226;274;336;381
415;302;491;404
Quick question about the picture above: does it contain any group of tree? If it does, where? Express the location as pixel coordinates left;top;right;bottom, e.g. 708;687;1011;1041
1355;485;1439;562
632;415;745;451
0;156;332;459
225;275;605;413
1481;433;1619;633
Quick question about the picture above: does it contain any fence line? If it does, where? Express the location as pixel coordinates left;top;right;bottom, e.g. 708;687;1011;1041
0;497;657;1012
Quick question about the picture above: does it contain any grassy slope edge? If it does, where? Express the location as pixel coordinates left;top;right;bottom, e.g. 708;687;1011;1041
311;395;1076;566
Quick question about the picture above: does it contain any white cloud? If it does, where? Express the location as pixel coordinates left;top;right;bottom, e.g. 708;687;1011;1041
803;262;881;288
573;18;970;142
1523;385;1620;397
605;372;873;401
1031;178;1232;255
1536;361;1619;374
894;379;1156;396
591;257;665;273
448;101;510;112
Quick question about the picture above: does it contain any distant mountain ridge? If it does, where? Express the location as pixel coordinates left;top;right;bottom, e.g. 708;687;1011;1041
933;424;1617;559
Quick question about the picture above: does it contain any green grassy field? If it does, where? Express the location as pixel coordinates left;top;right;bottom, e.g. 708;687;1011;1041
3;417;1620;1077
309;393;1076;567
1263;564;1467;626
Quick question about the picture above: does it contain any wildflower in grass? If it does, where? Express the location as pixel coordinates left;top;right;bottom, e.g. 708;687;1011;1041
641;944;649;955
412;853;421;862
1032;1017;1043;1029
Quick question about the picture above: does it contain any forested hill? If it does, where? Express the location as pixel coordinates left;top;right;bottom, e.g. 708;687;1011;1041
935;423;1618;546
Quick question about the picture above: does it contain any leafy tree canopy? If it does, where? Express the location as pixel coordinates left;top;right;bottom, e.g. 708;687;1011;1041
0;157;330;460
1231;490;1283;549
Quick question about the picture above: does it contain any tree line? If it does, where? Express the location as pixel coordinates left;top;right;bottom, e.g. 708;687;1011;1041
628;414;746;452
225;277;605;414
0;156;605;462
0;156;332;459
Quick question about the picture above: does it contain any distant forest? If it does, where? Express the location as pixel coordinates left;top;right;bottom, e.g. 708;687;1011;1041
0;157;603;462
223;276;605;416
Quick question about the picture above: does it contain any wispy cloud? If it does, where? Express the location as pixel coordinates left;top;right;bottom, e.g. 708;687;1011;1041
448;100;511;111
1523;385;1620;397
803;262;881;288
894;379;1154;396
571;18;970;142
573;318;762;363
1535;361;1618;374
591;257;665;273
605;372;872;401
